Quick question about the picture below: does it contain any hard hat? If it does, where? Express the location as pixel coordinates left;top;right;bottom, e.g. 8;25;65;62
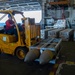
8;14;12;18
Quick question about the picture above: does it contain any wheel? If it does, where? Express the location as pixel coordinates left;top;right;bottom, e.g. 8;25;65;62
15;47;28;60
0;49;1;54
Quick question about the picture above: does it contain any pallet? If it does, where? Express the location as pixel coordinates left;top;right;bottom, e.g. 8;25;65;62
30;38;62;52
30;38;62;64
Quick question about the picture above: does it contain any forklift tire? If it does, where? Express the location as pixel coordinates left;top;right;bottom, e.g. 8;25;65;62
0;50;1;54
15;47;28;60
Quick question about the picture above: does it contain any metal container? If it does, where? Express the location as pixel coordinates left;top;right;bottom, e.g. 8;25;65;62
59;29;74;41
40;28;55;39
48;29;63;38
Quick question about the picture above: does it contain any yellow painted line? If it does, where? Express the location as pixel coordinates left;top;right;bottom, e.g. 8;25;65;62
49;61;75;75
49;64;59;75
66;61;75;65
49;72;54;75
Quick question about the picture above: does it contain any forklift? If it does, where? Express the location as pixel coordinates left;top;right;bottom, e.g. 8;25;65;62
0;10;40;60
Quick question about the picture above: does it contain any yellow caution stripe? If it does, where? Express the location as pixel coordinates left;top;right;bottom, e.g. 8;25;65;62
49;64;59;75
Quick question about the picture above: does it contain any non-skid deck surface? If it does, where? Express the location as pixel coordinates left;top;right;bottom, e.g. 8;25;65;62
0;41;75;75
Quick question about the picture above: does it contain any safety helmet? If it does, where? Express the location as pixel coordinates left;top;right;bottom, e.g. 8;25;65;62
8;14;12;18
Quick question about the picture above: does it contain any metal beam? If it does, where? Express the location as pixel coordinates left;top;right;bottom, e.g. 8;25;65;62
0;0;42;11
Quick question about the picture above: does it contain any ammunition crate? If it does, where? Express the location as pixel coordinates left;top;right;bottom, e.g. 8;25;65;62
48;29;63;38
40;28;55;39
59;29;74;41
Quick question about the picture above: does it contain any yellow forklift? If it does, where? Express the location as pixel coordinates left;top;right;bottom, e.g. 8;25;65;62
0;10;40;60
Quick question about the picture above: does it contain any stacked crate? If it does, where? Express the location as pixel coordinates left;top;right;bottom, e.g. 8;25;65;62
59;29;74;41
36;25;40;38
30;25;36;39
74;0;75;4
40;28;55;39
48;29;63;38
74;31;75;41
